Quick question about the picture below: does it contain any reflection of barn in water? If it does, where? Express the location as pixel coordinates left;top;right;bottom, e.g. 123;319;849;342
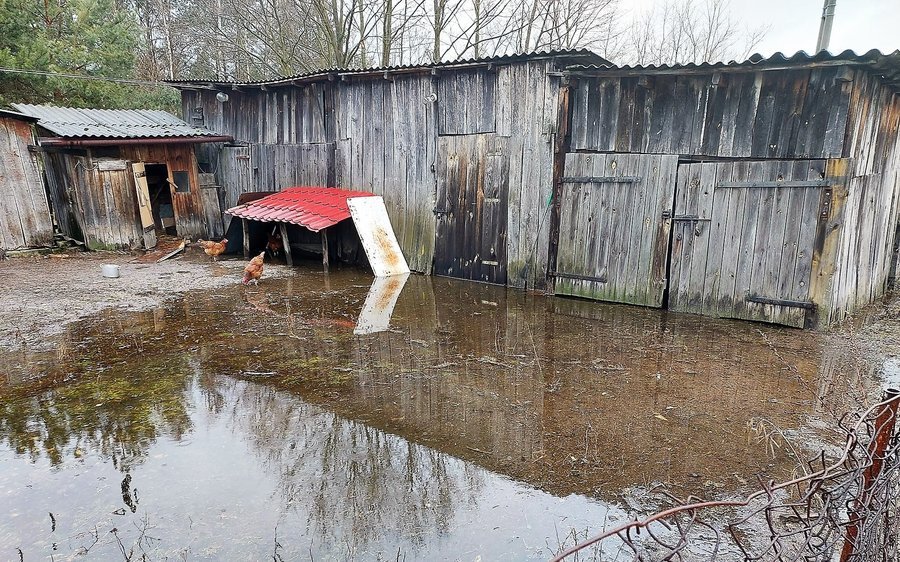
2;267;875;554
170;49;900;328
163;272;859;498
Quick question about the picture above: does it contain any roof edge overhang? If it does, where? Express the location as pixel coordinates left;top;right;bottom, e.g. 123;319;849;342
559;58;866;78
38;135;234;147
0;109;39;122
558;49;900;91
166;50;607;90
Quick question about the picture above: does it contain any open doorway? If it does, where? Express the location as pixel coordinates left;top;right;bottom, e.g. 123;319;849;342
144;164;174;235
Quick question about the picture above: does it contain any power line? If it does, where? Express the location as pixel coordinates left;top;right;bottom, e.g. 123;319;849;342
0;67;169;87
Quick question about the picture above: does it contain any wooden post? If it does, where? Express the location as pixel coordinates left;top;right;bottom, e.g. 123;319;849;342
321;227;329;271
807;158;850;328
545;76;575;293
839;387;900;562
279;222;293;266
242;218;250;259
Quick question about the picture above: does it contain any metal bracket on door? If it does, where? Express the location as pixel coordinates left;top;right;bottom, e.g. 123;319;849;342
661;211;711;223
717;180;830;188
745;294;816;310
562;176;642;184
554;271;608;283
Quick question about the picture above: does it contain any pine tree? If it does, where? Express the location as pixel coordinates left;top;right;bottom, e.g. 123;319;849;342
0;0;177;109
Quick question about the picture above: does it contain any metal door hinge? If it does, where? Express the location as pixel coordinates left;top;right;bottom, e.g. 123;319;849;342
745;294;816;310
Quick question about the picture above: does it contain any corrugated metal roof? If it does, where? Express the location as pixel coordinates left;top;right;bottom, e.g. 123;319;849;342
167;49;607;87
10;103;222;139
0;109;38;122
564;49;900;89
226;187;376;232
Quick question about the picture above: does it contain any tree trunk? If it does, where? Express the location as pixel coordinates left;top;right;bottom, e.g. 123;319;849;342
473;0;480;58
381;0;393;66
358;0;367;67
432;0;442;61
161;0;176;79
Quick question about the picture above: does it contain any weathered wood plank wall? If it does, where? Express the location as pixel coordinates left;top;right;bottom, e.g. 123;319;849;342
42;144;211;249
41;155;143;249
500;61;560;290
181;61;559;281
569;67;852;158
335;76;437;274
437;69;496;135
178;60;898;328
217;146;251;209
825;71;900;323
251;143;334;191
434;134;509;283
184;84;327;144
42;150;81;240
566;65;900;327
0;117;53;249
555;153;678;306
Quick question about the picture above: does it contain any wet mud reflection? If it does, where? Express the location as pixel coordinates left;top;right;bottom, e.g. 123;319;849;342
0;267;875;559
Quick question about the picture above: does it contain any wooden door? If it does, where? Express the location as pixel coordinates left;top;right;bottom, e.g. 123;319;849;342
130;162;157;249
434;135;508;284
554;153;679;307
667;159;837;328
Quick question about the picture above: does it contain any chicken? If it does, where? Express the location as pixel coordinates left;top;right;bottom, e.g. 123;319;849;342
198;238;228;261
242;251;266;285
266;230;284;259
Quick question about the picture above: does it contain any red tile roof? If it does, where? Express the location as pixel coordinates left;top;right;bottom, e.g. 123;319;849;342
225;187;375;232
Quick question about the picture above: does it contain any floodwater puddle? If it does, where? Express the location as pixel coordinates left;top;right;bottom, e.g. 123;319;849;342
0;266;877;559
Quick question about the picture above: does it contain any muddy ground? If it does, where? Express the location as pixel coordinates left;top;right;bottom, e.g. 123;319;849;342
0;250;293;351
845;296;900;361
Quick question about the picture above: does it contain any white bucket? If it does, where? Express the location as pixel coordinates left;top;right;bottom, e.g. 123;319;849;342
101;264;120;278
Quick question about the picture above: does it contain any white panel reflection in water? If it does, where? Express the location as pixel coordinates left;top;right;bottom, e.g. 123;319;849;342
347;196;410;277
355;273;409;335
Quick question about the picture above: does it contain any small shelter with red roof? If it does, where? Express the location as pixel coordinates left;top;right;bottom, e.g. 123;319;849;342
226;186;408;275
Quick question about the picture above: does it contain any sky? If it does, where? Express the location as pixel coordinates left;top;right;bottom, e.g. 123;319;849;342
627;0;898;58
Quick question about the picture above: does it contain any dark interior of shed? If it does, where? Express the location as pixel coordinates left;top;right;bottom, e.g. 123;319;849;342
144;164;175;236
224;218;369;270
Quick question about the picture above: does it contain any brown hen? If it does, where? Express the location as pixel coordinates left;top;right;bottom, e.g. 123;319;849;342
242;251;266;285
198;238;228;261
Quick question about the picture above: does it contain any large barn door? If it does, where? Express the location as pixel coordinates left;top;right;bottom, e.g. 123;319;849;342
553;153;679;307
434;134;509;284
668;159;834;328
130;162;157;249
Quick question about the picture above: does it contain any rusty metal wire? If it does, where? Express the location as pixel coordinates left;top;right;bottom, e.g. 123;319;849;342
551;389;900;562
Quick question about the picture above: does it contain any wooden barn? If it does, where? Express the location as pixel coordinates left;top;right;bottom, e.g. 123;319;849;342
12;104;232;250
0;109;53;250
171;50;607;282
553;49;900;327
169;49;900;328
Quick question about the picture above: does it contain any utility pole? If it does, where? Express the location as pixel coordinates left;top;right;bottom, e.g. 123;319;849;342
815;0;837;53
